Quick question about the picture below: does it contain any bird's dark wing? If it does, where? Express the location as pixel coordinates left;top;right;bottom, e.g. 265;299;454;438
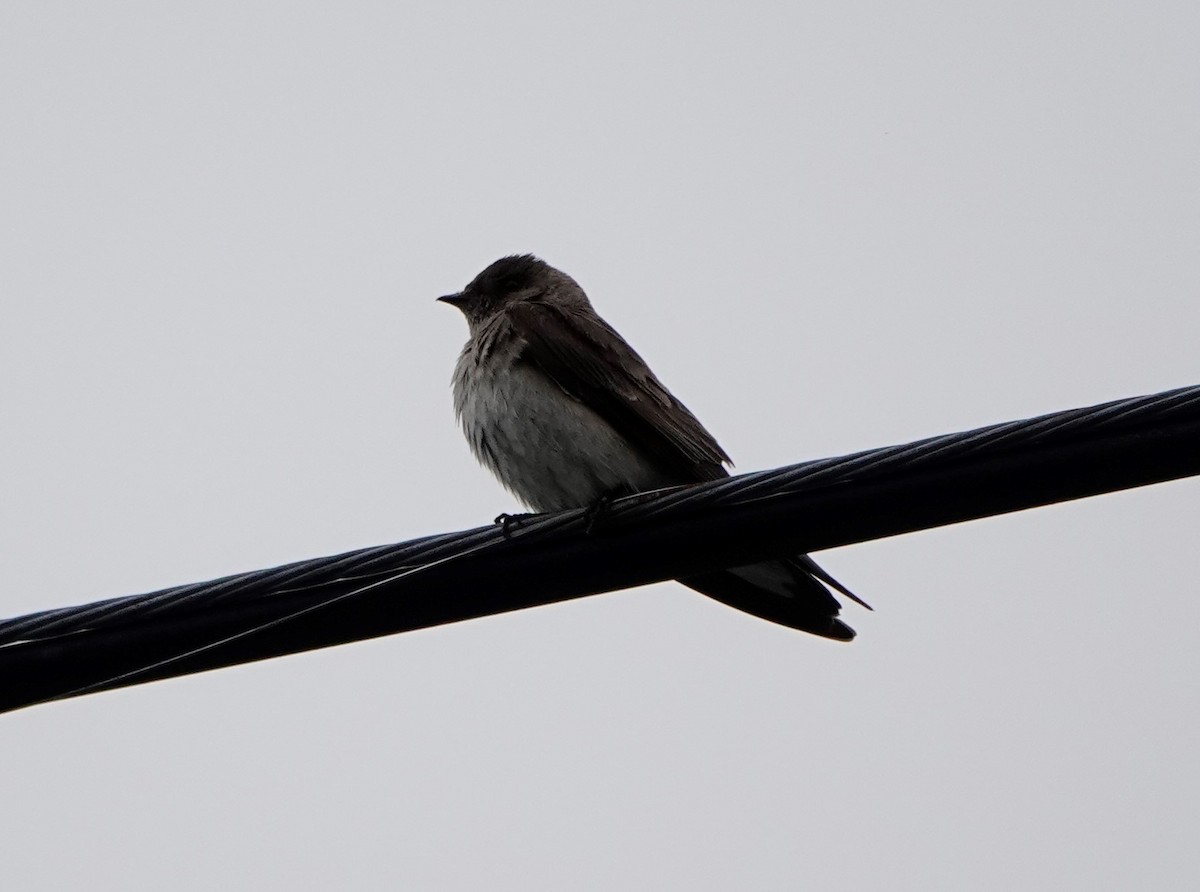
509;299;867;640
509;300;731;483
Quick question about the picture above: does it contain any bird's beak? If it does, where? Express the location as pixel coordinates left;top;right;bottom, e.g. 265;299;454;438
437;292;468;308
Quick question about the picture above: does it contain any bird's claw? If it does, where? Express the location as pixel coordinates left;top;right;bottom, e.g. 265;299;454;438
494;512;534;538
584;494;615;535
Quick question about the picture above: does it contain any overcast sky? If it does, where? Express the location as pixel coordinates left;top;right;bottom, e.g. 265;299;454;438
2;2;1198;889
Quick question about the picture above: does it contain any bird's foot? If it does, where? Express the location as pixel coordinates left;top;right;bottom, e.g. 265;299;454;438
584;493;617;535
494;512;536;538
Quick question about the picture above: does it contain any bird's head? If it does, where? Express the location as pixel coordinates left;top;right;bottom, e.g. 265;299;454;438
438;254;586;328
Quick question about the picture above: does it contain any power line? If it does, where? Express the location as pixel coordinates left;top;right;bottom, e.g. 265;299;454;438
2;383;1198;713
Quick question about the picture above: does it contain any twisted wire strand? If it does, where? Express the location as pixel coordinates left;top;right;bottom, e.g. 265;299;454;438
46;529;520;703
3;383;1198;649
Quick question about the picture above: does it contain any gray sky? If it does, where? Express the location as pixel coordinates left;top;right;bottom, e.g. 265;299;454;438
2;2;1198;889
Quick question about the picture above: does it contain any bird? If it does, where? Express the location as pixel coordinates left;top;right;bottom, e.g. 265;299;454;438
438;254;866;640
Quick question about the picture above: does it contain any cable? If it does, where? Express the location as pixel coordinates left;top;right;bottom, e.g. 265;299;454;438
1;382;1198;712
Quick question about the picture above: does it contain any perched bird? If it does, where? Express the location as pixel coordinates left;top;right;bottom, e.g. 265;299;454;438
439;254;865;640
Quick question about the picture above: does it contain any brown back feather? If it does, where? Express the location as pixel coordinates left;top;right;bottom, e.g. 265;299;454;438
509;301;731;484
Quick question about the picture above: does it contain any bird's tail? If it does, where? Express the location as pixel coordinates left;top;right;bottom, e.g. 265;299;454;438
681;554;866;641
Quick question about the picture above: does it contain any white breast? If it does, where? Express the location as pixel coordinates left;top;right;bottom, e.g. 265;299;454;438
451;334;668;512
